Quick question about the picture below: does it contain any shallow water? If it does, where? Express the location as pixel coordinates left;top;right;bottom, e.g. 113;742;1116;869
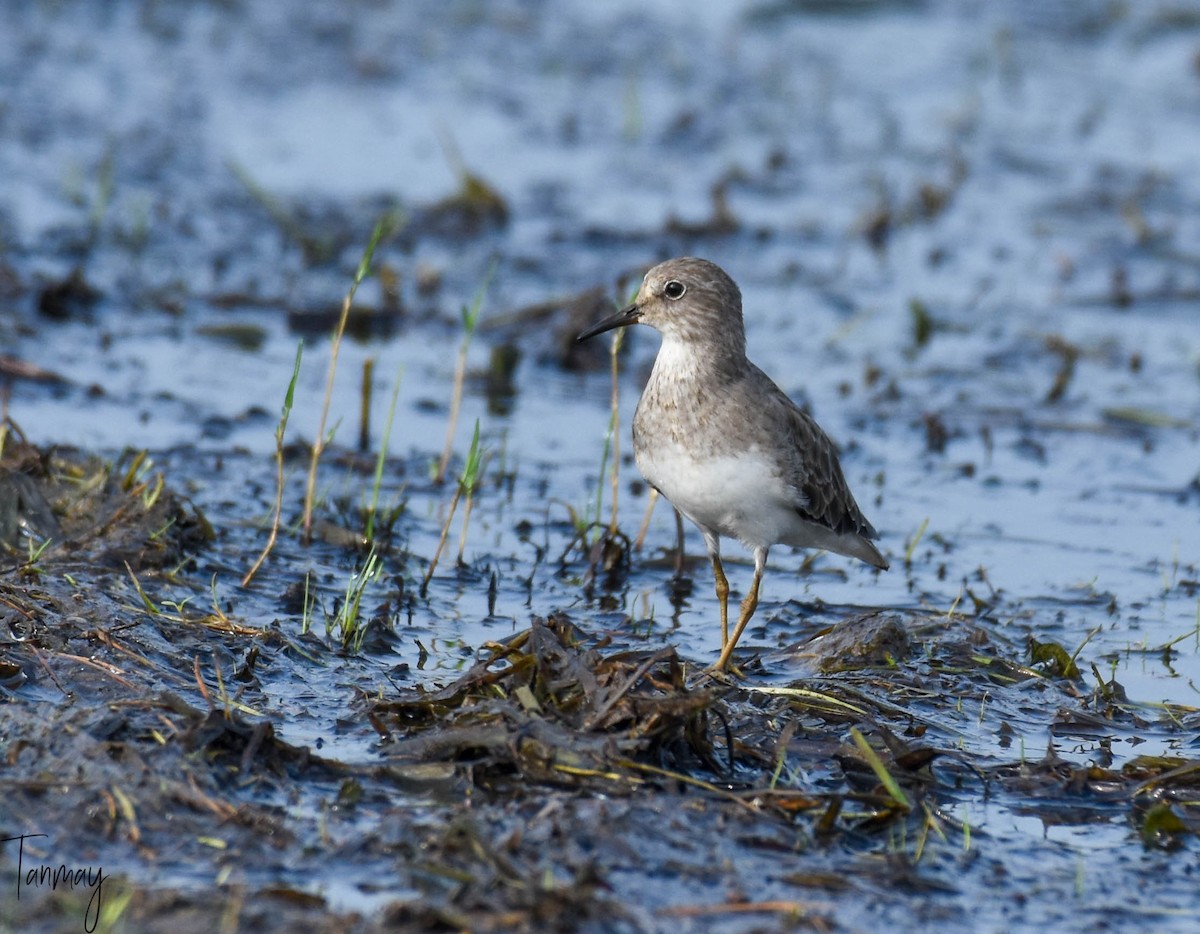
3;0;1200;930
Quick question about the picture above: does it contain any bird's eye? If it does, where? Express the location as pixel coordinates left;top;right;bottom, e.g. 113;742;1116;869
663;280;686;300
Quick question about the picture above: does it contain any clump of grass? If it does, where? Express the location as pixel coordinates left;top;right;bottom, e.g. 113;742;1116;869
303;216;395;542
243;341;303;587
18;537;53;580
422;420;484;596
331;545;383;652
118;450;166;509
125;562;260;640
435;263;494;485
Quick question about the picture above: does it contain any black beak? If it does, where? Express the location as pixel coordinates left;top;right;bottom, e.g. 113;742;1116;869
575;303;641;343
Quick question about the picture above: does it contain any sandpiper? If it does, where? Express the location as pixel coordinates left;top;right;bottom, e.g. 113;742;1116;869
577;257;887;671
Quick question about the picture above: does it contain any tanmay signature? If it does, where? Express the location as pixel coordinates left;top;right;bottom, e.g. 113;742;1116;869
2;833;107;933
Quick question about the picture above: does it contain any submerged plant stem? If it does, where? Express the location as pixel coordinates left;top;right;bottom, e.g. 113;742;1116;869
359;356;374;452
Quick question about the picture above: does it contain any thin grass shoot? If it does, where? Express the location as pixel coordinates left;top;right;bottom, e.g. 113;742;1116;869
849;726;911;811
365;361;404;542
303;216;396;540
435;262;496;484
423;419;483;595
455;421;487;566
243;340;303;587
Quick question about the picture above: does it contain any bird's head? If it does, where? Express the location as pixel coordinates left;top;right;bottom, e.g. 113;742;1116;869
575;257;745;349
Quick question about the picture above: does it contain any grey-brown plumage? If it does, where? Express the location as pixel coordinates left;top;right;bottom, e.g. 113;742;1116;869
577;257;887;671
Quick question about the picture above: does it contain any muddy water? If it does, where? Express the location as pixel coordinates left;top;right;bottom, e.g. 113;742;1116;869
3;1;1200;931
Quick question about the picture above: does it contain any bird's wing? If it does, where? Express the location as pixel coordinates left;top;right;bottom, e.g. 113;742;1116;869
750;372;879;541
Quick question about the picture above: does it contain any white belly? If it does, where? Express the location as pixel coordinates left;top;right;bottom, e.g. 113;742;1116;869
636;440;795;549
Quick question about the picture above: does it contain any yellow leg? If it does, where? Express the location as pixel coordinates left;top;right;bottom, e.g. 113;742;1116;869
710;553;730;647
713;548;767;672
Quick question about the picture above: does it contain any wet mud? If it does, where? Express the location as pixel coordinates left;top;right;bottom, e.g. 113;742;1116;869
2;437;1198;932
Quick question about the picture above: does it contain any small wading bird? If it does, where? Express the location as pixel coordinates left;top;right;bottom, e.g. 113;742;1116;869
577;257;887;672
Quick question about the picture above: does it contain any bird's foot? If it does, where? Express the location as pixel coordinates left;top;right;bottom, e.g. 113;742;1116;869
690;658;747;687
